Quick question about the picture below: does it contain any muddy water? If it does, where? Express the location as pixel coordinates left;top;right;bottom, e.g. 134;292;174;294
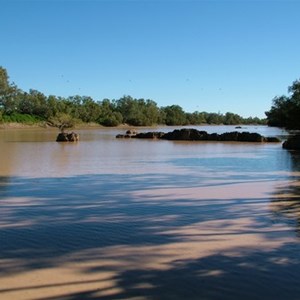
1;126;300;300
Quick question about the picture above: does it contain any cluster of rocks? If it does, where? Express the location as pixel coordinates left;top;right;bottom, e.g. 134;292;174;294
53;127;300;150
116;128;281;143
56;132;79;142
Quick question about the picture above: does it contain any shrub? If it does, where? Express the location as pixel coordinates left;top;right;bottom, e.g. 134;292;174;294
2;113;43;124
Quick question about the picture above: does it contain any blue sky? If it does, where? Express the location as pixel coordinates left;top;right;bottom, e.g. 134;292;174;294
1;0;300;118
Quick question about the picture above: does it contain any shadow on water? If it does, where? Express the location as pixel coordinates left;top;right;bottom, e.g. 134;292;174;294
1;148;300;299
0;173;279;268
35;243;300;300
270;151;300;236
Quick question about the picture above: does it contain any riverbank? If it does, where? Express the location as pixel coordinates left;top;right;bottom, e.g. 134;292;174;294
0;122;47;129
0;121;267;130
0;122;133;130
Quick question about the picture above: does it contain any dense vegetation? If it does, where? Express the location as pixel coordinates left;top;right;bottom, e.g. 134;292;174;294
0;66;265;128
265;79;300;130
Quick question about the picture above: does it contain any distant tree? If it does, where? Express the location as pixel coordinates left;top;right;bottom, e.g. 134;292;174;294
223;112;242;125
206;112;223;125
115;95;136;124
242;116;266;125
143;99;160;125
0;66;20;114
46;95;60;118
79;96;101;123
98;99;123;126
186;111;206;125
19;89;48;117
161;105;187;125
115;96;160;126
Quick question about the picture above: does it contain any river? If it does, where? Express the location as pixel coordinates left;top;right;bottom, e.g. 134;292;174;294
0;125;300;300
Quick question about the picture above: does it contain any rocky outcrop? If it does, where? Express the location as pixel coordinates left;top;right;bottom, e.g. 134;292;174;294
126;129;138;136
282;135;300;150
116;131;164;139
116;128;281;143
161;129;208;141
56;132;79;142
161;129;274;142
116;129;139;139
135;132;165;139
116;134;130;138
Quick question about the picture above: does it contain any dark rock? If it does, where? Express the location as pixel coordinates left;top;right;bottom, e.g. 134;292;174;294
161;129;208;141
116;128;280;144
266;137;281;143
56;132;79;142
207;133;220;141
283;135;300;150
116;134;131;138
135;132;165;139
220;131;239;141
237;132;265;142
126;129;138;136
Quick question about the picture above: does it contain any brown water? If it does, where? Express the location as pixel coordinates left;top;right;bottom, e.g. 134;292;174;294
1;126;300;300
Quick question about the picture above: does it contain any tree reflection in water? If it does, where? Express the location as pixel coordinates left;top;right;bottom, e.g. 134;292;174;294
271;151;300;236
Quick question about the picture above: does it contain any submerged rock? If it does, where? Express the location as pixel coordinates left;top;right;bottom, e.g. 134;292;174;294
56;132;79;142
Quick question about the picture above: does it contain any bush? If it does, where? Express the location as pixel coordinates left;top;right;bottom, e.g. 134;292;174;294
2;113;43;124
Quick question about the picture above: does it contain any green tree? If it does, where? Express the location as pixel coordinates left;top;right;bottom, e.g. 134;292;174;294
161;105;187;125
115;95;135;124
48;112;79;131
19;89;48;117
0;66;20;114
97;99;122;126
223;112;242;125
186;111;206;124
266;79;300;129
46;95;61;118
206;112;223;124
142;99;160;125
115;96;159;126
79;96;101;123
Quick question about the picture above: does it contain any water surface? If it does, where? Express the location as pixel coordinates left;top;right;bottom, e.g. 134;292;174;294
0;126;300;300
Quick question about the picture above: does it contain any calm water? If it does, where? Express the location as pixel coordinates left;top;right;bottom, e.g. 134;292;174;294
1;125;300;300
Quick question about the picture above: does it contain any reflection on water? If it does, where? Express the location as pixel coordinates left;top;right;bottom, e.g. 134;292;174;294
0;126;300;300
270;151;300;236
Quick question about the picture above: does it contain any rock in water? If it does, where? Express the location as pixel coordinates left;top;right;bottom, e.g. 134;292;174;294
283;135;300;150
56;132;79;142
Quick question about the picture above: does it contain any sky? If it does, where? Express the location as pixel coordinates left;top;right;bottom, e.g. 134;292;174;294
1;0;300;118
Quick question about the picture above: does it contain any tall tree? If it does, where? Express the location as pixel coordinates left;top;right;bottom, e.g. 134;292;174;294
161;105;187;125
19;89;48;117
0;66;20;114
266;79;300;129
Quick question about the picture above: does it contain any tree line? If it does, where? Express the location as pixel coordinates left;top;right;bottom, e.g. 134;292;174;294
0;66;266;128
